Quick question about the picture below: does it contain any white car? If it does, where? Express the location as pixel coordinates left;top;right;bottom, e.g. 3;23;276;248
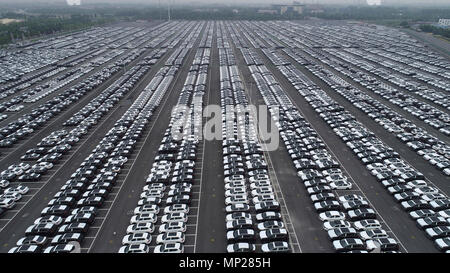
226;212;252;222
156;232;185;244
323;220;352;231
225;188;247;197
425;226;450;239
5;185;29;195
438;209;450;219
406;180;428;188
159;222;187;233
225;203;250;213
122;232;152;245
227;242;256;253
1;192;22;201
421;193;447;202
161;212;188;223
36;162;53;170
414;186;439;195
329;181;352;190
251;187;274;196
9;168;24;176
259;228;288;242
311;193;335;203
319;211;346;222
126;222;155;234
359;229;389;241
261;241;290;253
130;213;157;224
225;181;246;190
226;219;253;230
118;244;149;253
366;238;398;251
333;238;365;252
366;163;385;171
249;174;270;183
225;195;248;205
134;204;160;215
255;211;281;222
0;180;10;189
143;183;166;192
153;243;184;253
34;215;63;225
224;175;245;183
140;190;164;199
164;204;189;214
249;181;271;189
252;194;276;204
443;168;450;176
353;219;382;231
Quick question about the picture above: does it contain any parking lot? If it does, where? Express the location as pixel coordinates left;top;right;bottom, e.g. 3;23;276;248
1;20;449;253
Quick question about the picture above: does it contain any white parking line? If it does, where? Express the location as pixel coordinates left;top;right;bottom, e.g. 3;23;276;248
268;54;409;253
85;46;192;253
0;82;151;232
192;47;211;253
286;49;450;199
236;46;302;253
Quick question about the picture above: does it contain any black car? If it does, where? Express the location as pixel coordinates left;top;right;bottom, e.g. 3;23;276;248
25;223;57;236
50;233;83;245
57;223;89;234
41;205;71;217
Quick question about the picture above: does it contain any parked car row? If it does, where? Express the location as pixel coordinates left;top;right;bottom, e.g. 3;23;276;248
119;33;210;254
63;50;165;127
339;48;450;110
0;25;146;90
0;48;83;85
0;46;170;216
250;29;450;252
0;67;66;115
25;67;95;104
322;48;450;135
0;44;158;153
236;42;401;253
279;22;450;91
218;40;290;253
0;22;174;117
287;47;450;177
255;20;450;112
8;44;184;253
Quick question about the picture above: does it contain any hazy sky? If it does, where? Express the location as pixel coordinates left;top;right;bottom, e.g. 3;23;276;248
2;0;450;6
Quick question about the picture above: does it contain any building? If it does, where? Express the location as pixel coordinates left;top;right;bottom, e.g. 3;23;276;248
306;4;324;14
257;9;278;15
271;3;304;15
66;0;81;6
438;19;450;27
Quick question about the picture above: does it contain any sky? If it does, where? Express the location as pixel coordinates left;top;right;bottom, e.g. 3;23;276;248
2;0;450;6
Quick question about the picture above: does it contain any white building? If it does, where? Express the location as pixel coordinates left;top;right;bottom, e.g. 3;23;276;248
438;19;450;27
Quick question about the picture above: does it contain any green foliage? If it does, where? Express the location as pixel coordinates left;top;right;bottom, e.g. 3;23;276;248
419;24;450;38
400;21;409;27
0;14;114;45
314;6;450;21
